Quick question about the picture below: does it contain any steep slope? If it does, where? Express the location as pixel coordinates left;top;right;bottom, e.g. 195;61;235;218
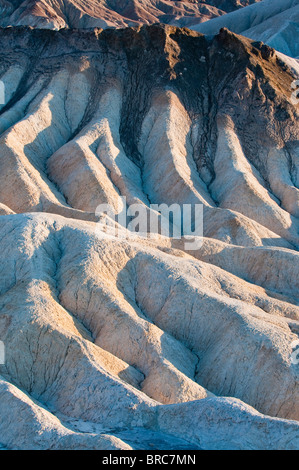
0;25;298;246
192;0;299;58
0;0;263;29
0;24;298;449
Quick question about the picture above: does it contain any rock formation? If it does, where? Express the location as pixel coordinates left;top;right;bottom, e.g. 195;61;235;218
0;0;263;30
193;0;299;58
0;23;298;450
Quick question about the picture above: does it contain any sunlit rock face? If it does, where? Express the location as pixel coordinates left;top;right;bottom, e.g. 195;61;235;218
0;0;295;57
0;24;298;450
0;0;263;30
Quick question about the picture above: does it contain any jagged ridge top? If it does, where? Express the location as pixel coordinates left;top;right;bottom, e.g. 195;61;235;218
0;22;284;57
0;23;295;87
0;23;296;171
